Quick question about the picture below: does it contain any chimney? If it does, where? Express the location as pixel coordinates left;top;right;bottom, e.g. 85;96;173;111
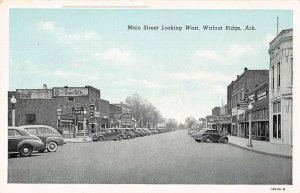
244;68;248;72
237;75;239;79
43;84;47;89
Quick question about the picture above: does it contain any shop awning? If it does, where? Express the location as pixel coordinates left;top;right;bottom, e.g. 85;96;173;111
252;98;268;111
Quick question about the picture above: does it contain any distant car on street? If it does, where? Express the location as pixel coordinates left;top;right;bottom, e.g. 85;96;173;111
8;127;44;157
149;128;159;134
18;125;64;152
142;128;152;135
193;129;228;143
92;128;126;141
120;129;137;139
129;128;141;137
136;128;148;136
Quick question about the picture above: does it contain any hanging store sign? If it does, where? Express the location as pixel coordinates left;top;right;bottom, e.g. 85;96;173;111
53;87;88;97
121;113;133;124
121;113;133;119
94;111;100;118
72;107;84;115
257;91;267;100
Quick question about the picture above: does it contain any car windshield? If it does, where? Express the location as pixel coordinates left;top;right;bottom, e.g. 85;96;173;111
197;130;206;134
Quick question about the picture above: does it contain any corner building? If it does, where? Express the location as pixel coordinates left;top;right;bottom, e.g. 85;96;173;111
268;29;293;146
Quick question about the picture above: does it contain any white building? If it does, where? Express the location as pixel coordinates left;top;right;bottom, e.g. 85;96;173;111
268;29;293;146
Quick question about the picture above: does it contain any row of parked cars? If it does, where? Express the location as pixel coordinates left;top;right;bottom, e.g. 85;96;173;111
188;128;229;143
92;127;171;142
8;125;64;157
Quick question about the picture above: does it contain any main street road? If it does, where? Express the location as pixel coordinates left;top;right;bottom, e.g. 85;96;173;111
8;130;292;184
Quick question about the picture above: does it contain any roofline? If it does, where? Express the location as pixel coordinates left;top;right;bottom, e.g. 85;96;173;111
247;82;269;94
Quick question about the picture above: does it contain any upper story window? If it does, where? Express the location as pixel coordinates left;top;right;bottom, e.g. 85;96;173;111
277;62;281;88
291;57;293;85
272;66;275;90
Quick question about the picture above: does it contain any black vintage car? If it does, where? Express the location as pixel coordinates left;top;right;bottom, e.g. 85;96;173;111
92;129;126;141
193;129;228;143
8;127;44;157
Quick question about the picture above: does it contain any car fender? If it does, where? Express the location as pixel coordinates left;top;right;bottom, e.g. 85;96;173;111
97;134;106;140
219;136;228;141
46;137;64;146
17;139;44;151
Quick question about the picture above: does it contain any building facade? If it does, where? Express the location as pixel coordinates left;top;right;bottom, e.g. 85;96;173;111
8;85;103;138
109;104;122;128
100;99;110;129
268;29;293;146
212;107;221;119
53;86;101;136
227;68;269;137
239;83;269;141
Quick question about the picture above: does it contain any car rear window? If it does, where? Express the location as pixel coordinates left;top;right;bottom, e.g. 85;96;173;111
8;129;15;136
38;127;52;134
27;128;38;135
8;129;22;136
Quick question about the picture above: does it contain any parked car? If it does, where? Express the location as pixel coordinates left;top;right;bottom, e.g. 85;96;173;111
92;128;126;141
149;128;159;134
135;128;148;136
129;128;141;137
142;128;152;135
120;129;137;139
18;125;64;152
8;127;44;157
193;129;228;143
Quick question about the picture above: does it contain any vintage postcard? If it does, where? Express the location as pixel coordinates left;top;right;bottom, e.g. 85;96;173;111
1;1;299;193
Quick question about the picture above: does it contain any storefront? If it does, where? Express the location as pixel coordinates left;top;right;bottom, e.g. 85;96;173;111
237;98;269;141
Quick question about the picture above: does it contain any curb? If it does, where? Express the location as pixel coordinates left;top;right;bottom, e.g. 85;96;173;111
65;141;91;143
228;142;292;159
64;140;92;143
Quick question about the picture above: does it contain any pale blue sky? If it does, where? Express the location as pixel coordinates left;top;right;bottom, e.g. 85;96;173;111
9;9;292;122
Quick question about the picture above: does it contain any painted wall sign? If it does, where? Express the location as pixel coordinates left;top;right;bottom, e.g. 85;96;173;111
53;87;88;97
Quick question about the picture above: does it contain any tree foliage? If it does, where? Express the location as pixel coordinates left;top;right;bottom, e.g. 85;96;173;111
185;116;197;129
125;94;164;128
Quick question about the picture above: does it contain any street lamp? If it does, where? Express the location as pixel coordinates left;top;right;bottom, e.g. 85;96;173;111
248;102;253;147
10;95;17;127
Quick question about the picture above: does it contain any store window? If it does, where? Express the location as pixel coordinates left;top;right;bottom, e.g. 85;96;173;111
272;101;281;139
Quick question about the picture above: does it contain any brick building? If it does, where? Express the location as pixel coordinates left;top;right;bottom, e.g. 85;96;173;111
268;29;293;146
8;85;102;138
52;86;101;136
227;68;269;137
100;99;110;129
212;107;221;119
109;104;122;128
239;83;269;141
8;90;81;131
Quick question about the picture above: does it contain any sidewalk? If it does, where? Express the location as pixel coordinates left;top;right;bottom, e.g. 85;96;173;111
228;136;292;159
64;136;92;143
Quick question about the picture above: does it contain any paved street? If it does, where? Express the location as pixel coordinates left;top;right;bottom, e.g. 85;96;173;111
8;130;292;184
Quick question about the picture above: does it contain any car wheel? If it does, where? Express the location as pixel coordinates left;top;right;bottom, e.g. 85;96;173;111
223;138;228;144
98;136;104;141
205;137;212;143
38;149;46;153
47;142;58;152
127;135;131;139
118;136;124;141
19;144;33;157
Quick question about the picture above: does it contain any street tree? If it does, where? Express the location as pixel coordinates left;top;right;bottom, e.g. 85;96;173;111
185;116;197;129
165;118;178;130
